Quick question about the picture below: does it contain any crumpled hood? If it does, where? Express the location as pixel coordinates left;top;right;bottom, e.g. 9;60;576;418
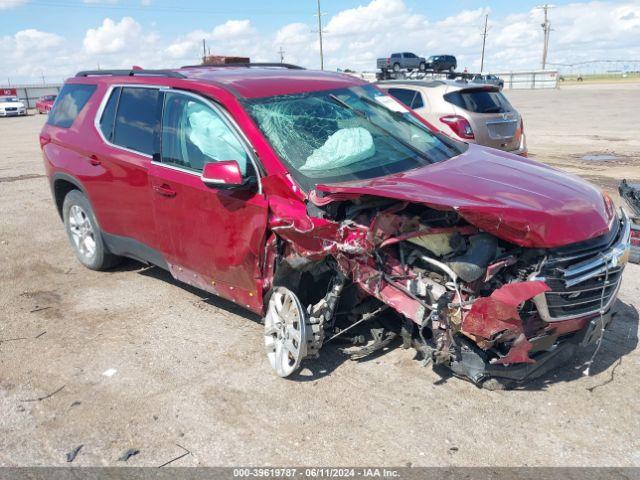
315;145;614;248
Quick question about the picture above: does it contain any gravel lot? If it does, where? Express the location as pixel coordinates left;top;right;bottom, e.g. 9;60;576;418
0;83;639;467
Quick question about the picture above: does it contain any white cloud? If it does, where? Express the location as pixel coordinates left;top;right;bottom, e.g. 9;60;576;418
274;23;311;46
0;29;64;79
165;19;260;64
83;17;142;55
212;19;255;39
0;0;28;10
2;0;640;83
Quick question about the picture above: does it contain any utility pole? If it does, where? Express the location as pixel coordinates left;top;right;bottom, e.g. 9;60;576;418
480;13;489;74
315;0;325;70
202;39;207;63
538;4;553;70
278;46;285;63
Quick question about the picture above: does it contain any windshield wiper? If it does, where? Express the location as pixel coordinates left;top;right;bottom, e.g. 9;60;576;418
327;94;434;163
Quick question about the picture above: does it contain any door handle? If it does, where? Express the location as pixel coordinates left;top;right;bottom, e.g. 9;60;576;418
89;155;101;166
153;184;177;198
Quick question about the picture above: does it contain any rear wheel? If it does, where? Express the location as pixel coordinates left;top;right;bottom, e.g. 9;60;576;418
393;63;401;72
62;190;120;270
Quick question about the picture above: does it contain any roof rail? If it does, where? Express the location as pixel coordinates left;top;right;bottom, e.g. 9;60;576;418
180;62;305;70
75;69;186;78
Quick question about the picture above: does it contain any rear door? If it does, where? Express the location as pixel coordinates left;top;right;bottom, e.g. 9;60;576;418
443;87;522;151
92;85;161;256
149;89;268;312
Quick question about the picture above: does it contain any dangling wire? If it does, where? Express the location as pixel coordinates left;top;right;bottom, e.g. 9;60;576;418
583;253;610;376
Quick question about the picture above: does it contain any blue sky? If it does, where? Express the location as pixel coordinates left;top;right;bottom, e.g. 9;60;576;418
1;0;596;39
1;0;639;83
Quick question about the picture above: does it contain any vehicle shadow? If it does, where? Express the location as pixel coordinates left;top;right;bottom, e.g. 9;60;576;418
111;260;639;388
125;260;262;322
515;299;639;391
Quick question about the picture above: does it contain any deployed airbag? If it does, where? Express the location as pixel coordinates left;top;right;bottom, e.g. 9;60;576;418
186;102;248;174
300;127;375;172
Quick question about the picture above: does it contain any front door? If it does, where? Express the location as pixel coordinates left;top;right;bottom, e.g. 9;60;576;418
149;90;268;312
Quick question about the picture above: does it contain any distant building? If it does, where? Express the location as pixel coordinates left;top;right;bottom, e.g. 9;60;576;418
202;55;250;66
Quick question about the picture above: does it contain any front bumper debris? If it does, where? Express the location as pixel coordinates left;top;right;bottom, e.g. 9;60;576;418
450;311;615;385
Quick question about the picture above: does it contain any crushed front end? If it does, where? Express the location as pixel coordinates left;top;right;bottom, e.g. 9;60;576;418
263;180;632;387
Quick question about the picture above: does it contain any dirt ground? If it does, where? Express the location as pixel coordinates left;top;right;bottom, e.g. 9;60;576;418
0;83;639;467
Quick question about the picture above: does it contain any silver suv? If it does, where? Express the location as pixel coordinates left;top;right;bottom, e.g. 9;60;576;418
376;80;527;155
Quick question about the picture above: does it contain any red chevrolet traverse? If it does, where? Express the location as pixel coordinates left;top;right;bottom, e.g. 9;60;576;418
40;64;631;388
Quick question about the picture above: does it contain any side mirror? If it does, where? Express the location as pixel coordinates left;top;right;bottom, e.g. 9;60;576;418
201;160;244;188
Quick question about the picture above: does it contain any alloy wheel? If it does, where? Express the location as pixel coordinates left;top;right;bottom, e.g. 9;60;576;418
68;205;96;261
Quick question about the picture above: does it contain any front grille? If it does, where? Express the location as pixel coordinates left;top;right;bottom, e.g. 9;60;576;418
486;119;517;140
5;107;17;112
532;210;631;322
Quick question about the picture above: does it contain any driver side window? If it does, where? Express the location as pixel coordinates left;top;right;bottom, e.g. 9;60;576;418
160;91;251;175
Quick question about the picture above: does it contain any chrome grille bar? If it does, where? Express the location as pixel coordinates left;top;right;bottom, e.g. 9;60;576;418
531;209;631;322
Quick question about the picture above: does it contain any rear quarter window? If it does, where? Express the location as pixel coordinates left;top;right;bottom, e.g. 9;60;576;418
387;88;424;110
444;89;513;114
47;84;96;128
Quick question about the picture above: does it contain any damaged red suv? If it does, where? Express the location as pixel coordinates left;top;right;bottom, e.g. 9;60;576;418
40;64;631;388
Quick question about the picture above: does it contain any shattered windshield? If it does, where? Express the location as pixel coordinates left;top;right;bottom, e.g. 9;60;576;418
244;84;464;191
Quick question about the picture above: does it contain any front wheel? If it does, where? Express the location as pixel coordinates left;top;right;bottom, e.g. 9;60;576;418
449;66;455;73
62;190;120;270
419;62;426;71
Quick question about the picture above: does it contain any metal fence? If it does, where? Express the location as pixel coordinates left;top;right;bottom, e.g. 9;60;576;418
0;84;63;108
352;70;559;90
494;70;558;90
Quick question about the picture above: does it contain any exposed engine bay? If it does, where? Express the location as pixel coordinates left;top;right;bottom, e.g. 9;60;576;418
263;185;631;388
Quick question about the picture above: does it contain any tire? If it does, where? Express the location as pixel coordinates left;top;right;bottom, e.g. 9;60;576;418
62;190;120;270
419;62;426;72
393;63;401;73
449;65;455;73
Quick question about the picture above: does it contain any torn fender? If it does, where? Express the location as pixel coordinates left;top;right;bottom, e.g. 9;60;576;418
267;195;371;258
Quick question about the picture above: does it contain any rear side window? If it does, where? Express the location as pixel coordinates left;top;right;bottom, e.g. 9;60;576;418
444;89;513;114
48;84;96;128
112;87;160;156
99;87;121;142
387;88;424;110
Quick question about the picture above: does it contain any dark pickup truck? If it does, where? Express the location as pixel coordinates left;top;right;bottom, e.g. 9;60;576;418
377;52;427;72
